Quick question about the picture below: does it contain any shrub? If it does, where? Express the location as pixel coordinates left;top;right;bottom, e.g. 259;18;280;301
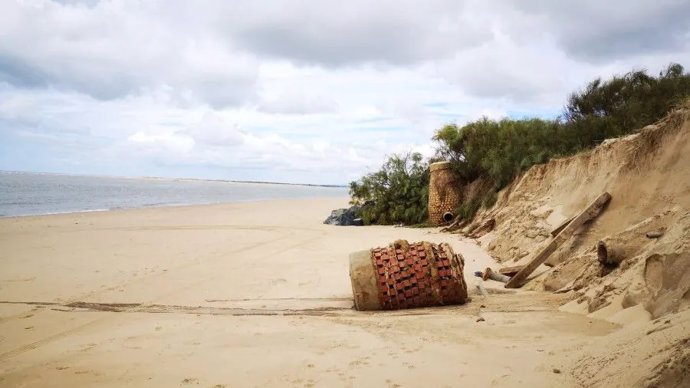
349;152;429;225
433;118;564;189
564;63;690;148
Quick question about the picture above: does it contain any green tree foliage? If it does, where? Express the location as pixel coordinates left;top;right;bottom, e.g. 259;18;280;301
564;63;690;149
434;118;563;188
349;152;429;225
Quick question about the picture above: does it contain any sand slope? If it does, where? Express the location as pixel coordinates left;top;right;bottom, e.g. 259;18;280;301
463;103;690;386
0;199;628;387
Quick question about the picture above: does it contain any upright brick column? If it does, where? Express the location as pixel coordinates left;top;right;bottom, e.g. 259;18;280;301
428;161;462;225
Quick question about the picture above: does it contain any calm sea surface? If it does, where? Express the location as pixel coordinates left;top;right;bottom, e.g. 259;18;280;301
0;171;348;217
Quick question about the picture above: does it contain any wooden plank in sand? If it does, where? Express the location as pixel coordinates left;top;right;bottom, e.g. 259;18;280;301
498;265;525;277
505;192;611;289
550;215;575;237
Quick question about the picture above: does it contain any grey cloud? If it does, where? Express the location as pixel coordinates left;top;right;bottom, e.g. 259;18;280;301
0;55;50;88
0;52;146;100
225;0;493;66
0;1;258;106
508;0;690;62
1;0;687;108
459;71;543;101
51;0;101;6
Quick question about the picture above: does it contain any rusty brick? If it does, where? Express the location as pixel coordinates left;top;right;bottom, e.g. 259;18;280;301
365;241;467;311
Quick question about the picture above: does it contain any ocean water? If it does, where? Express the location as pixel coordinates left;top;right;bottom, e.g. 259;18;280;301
0;171;348;217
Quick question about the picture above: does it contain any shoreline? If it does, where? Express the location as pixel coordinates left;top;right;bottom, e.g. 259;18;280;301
0;169;348;188
0;195;350;219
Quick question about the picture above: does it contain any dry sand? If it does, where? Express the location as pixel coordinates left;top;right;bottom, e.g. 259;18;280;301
0;198;680;387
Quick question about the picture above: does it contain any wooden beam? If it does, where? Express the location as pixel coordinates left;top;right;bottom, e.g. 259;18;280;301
505;192;611;289
498;265;525;277
550;215;575;237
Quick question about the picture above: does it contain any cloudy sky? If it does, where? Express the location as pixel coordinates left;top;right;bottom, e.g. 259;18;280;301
1;0;688;184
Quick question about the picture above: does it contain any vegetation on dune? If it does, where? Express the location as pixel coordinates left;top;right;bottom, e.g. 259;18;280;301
433;118;563;189
563;63;690;150
350;63;690;224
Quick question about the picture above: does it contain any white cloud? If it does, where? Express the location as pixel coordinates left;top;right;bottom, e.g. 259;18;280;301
186;113;245;147
128;131;195;155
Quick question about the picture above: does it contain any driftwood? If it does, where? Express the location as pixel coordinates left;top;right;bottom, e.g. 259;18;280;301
505;192;612;288
441;217;468;233
645;230;664;239
482;267;511;283
499;265;525;277
550;215;575;237
468;218;496;238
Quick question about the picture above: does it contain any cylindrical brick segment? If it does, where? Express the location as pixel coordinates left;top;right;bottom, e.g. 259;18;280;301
349;240;468;311
428;161;462;225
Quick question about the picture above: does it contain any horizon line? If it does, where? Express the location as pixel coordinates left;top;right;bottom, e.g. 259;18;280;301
0;169;349;189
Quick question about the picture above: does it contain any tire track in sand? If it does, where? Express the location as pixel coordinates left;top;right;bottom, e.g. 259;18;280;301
0;224;326;361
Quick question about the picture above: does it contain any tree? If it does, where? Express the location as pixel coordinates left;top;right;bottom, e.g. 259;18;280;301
349;152;429;225
564;63;690;148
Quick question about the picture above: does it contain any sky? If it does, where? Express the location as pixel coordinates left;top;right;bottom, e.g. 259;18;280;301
1;0;689;185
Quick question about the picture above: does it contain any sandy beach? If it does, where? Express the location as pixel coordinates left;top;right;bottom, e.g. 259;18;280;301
0;198;674;387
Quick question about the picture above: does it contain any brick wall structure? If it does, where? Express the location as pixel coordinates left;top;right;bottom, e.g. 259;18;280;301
428;161;462;225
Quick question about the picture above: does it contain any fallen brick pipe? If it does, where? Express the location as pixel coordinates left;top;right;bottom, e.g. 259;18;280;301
597;240;626;267
349;240;468;311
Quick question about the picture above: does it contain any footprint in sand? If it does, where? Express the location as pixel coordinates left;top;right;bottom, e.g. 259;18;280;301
402;361;415;369
180;377;199;385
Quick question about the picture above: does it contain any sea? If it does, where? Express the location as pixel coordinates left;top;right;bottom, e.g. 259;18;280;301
0;171;348;217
